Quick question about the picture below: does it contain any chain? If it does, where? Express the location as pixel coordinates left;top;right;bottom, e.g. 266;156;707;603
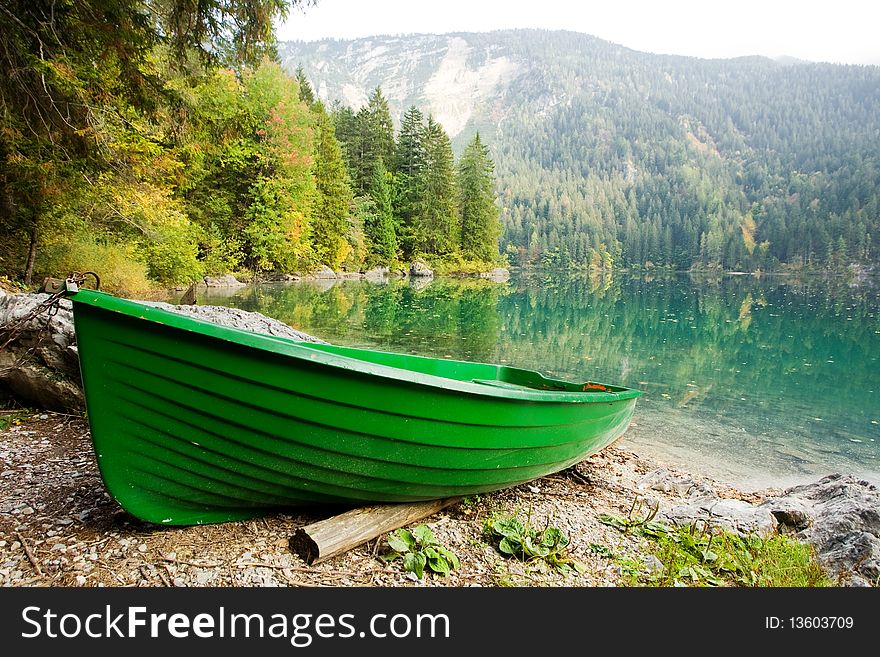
0;271;100;353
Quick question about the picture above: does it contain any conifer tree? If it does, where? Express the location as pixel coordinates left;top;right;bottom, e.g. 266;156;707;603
457;133;501;262
331;103;360;180
294;65;316;106
365;159;398;263
393;106;426;256
347;87;396;196
366;87;396;171
419;116;457;254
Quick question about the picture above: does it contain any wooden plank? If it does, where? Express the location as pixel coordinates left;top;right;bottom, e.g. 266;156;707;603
289;497;462;565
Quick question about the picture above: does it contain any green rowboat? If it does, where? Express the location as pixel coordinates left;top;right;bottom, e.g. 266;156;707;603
69;289;641;525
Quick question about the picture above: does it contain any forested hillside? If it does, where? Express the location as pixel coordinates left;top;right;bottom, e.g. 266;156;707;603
281;30;880;271
0;2;500;294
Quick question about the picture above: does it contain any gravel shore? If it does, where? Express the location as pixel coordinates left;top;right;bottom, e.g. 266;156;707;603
0;409;775;588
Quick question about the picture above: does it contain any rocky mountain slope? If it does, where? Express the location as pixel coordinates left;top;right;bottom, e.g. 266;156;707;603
279;30;880;269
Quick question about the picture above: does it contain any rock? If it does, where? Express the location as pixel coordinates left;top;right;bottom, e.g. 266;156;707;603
638;468;716;498
309;265;337;279
760;474;880;586
642;554;665;577
409;260;434;277
0;292;84;411
1;291;326;412
0;353;85;411
203;274;245;288
364;266;390;281
194;570;216;585
819;532;880;586
263;273;301;282
663;496;778;537
763;498;814;533
479;267;510;281
337;271;364;280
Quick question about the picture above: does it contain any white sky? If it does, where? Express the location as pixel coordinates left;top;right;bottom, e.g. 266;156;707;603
277;0;880;65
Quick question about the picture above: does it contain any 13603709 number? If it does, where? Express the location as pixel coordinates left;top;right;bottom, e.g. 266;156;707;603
789;617;854;629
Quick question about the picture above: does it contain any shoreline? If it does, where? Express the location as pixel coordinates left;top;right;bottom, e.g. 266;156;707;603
1;410;871;588
619;405;880;493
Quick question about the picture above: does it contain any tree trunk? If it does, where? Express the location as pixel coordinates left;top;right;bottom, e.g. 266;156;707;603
23;221;38;286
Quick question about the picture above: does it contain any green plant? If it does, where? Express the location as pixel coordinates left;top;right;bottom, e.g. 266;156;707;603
597;509;831;587
380;525;460;579
484;512;586;575
0;409;32;431
461;494;483;508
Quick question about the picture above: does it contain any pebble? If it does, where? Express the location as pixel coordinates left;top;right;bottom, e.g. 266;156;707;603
195;571;215;585
138;544;148;553
75;575;87;586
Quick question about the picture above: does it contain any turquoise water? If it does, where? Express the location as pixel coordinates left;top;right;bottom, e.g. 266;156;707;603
198;272;880;490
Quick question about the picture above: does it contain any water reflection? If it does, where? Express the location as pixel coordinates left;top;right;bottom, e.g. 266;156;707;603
199;272;880;489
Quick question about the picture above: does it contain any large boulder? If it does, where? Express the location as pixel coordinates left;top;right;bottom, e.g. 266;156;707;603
409;260;434;277
761;474;880;586
0;290;83;411
0;290;326;412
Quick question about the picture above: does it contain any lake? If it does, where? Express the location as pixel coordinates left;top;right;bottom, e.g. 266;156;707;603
196;271;880;491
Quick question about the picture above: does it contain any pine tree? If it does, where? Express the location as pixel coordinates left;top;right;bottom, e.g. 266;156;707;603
311;103;353;270
457;133;501;262
294;65;315;106
393;106;426;256
343;87;397;197
365;87;396;171
419;115;457;254
331;103;359;180
365;158;398;263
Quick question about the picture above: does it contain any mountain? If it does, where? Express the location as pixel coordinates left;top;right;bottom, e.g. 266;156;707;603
278;29;880;270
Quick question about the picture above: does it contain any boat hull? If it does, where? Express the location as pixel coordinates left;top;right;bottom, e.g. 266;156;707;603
71;292;639;525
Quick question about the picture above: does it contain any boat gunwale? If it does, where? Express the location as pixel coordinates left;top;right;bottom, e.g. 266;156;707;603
70;290;641;404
